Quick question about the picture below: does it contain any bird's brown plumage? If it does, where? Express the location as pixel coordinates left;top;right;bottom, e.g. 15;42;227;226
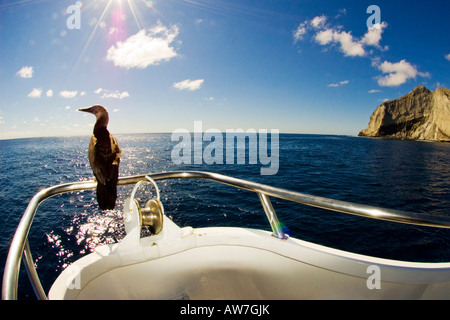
79;105;121;210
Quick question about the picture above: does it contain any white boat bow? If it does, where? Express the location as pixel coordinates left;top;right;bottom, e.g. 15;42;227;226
3;171;450;300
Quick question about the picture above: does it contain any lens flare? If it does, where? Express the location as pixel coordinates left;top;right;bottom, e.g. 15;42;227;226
277;221;291;237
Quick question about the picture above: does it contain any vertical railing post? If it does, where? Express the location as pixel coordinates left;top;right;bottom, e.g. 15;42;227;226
257;192;288;240
23;239;47;300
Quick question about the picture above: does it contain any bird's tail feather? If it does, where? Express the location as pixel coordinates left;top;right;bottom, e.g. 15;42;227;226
96;180;117;210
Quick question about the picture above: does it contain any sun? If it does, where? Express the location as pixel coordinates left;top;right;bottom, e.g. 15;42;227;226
71;0;158;67
81;0;158;32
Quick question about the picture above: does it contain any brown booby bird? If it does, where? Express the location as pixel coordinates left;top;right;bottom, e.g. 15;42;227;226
79;105;121;210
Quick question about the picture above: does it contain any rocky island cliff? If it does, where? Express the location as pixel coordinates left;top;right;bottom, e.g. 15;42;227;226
359;85;450;142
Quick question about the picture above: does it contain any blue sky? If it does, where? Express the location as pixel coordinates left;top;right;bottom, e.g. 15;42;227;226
0;0;449;139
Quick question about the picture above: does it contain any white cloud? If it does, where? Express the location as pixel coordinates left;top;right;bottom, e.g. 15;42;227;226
28;88;42;98
59;90;78;98
16;66;34;78
100;90;129;99
173;79;204;91
445;53;450;61
334;31;366;57
296;15;389;57
311;15;327;29
46;90;53;97
293;21;307;43
315;28;365;57
94;88;129;99
331;30;366;57
80;91;87;96
361;22;388;48
106;21;179;69
327;80;349;87
419;71;431;78
375;60;425;87
368;89;381;93
315;29;334;45
0;116;4;125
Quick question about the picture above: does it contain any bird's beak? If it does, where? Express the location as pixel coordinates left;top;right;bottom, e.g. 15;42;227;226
78;107;92;113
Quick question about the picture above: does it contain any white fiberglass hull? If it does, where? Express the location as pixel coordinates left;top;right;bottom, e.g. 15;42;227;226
49;215;450;300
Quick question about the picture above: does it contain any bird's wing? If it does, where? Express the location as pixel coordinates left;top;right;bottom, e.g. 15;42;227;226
110;134;122;166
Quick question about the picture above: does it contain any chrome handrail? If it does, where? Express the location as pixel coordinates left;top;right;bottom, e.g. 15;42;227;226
3;170;450;300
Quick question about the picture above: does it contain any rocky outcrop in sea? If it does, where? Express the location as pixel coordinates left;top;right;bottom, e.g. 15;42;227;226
359;85;450;142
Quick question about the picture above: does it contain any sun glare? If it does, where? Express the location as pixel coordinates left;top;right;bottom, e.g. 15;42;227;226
69;0;157;73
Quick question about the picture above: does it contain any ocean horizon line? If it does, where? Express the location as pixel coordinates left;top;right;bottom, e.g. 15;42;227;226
0;132;360;142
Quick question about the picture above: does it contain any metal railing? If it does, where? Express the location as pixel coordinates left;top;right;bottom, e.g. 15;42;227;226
3;171;450;300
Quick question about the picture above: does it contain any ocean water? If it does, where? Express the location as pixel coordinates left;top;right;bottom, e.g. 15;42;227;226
0;133;449;299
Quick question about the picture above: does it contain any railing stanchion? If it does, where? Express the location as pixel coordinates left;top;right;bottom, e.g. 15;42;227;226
23;239;47;300
258;192;288;240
